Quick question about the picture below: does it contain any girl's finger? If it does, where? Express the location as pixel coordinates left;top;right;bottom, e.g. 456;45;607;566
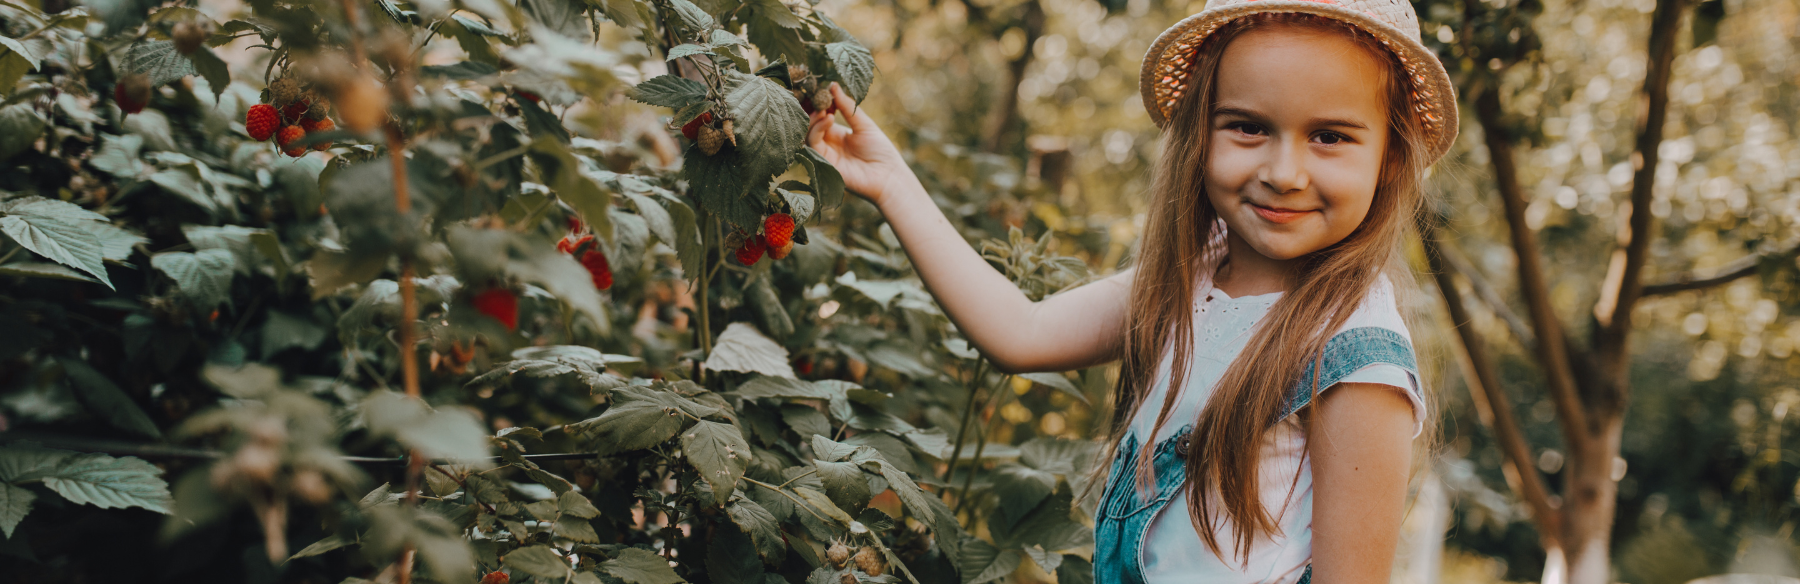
829;82;877;134
807;111;832;146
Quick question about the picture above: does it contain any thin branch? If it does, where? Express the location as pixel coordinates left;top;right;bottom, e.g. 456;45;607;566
1642;239;1800;296
1425;233;1563;550
1472;86;1593;452
1435;242;1536;350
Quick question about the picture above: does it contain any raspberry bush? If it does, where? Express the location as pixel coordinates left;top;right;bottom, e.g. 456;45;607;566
0;0;1104;582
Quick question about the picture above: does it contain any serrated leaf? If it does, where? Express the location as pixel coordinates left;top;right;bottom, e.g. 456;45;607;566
504;544;571;578
629;75;709;109
472;345;637;393
601;547;686;584
60;357;160;438
1;214;111;288
666;43;712;61
290;534;351;559
38;453;173;514
185;47;229;99
445;226;609;332
879;462;961;563
556;515;601;542
1017;437;1098;475
679;142;762;230
704;322;795;378
0;443;73;482
0;261;100;283
957;539;1020;584
0;482;34;538
812;459;869;515
734;376;834;400
682;420;750;506
1056;555;1094;584
624;193;676;247
566;386;689;455
525;140;613;241
123;41;196;87
666;0;714;31
706;522;765;584
727;497;786;564
990;464;1055;532
710;29;746;46
747;0;800;28
151;249;234;309
780;405;831;439
559;490;601;519
823;41;874;103
777;188;815;224
724;72;808;188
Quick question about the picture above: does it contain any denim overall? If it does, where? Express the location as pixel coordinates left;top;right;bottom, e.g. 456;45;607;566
1092;327;1418;584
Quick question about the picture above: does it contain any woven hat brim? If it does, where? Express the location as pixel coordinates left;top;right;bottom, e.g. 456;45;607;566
1139;2;1460;165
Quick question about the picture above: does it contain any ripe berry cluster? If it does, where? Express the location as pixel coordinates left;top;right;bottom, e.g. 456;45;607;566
245;77;338;158
734;212;799;266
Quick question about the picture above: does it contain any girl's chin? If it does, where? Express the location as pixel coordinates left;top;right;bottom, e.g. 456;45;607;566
1239;237;1326;262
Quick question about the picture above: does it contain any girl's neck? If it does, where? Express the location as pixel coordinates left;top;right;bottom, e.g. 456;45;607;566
1211;231;1301;298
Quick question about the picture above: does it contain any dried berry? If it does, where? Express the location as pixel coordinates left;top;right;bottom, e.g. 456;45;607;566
580;249;613;290
826;541;851;568
269;77;303;106
811;89;834;115
853;546;885;576
246;104;280;141
697;125;726;155
721;119;737;147
300;116;335;150
282;99;312;123
838;573;856;584
471;287;519;330
681;111;714;141
115;74;151;114
735;233;766;266
277;125;307;157
173;21;207;55
763;213;795;249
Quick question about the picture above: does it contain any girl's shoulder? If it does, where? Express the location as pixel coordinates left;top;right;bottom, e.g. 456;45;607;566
1332;274;1412;343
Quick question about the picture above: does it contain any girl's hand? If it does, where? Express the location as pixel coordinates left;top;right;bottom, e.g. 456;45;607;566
806;83;914;208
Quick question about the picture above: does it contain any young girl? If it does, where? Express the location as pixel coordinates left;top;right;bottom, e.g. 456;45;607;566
805;0;1458;580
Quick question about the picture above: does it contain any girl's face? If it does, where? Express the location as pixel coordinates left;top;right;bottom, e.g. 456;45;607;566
1202;25;1391;262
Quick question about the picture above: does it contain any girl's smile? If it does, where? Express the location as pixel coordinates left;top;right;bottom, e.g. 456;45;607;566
1202;24;1392;271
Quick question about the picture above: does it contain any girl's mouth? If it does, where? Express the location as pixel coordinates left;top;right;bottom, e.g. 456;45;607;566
1250;204;1313;224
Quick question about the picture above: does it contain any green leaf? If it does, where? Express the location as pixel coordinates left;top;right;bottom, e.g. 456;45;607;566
704;322;795;378
746;17;807;68
445;226;610;331
0;215;111;288
361;392;492;463
726;497;786;564
0;482;34;538
566;386;689;455
504;544;571;578
59;357;161;438
526;139;613;241
1017;437;1098;475
957;539;1020;584
710;29;746;46
598;0;654;28
878;462;961;563
776;188;815;224
556;515;601;542
734;376;833;400
666;44;713;61
0;443;74;482
123;41;197;87
523;0;591;41
1056;555;1093;584
38;453;173;514
185;47;229;99
0;261;100;283
683;420;751;506
747;0;800;28
624;193;676;247
261;310;329;359
0;103;46;159
471;345;638;393
1019;372;1088;405
706;521;765;584
0;39;40;98
990;464;1055;533
724;72;808;188
810;435;859;463
149;168;214;213
290;534;351;559
601;547;686;584
823;41;875;103
679;142;762;230
150;249;234;309
666;0;714;31
812;459;869;515
558;490;601;519
780;405;831;439
629;75;709;109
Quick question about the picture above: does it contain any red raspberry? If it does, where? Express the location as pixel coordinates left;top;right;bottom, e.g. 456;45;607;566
480;571;511;584
282;99;310;123
735;234;766;266
580;249;612;290
470;288;519;330
300;117;335;150
246;104;280;141
768;239;795;260
115;74;151;114
565;214;583;233
277;125;306;157
558;234;595;255
681;112;713;141
763;213;795;249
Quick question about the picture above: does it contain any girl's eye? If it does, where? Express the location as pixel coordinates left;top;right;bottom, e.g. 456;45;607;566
1314;132;1349;145
1226;122;1266;136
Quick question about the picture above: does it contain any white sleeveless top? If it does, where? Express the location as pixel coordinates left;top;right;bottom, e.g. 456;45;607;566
1126;278;1425;584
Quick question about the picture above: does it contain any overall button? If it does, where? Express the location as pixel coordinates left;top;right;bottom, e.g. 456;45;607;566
1175;435;1191;457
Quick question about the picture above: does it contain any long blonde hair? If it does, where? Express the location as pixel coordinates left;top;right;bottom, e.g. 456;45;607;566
1096;12;1433;563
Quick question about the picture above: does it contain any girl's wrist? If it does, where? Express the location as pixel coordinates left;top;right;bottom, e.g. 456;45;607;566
874;173;928;216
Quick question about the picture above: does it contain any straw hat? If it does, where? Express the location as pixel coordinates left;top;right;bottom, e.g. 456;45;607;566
1140;0;1460;164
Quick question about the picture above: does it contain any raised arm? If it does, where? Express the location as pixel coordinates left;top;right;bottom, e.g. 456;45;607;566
806;84;1130;373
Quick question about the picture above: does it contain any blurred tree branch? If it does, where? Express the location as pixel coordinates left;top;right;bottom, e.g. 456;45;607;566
1424;230;1564;552
982;0;1043;152
1641;239;1800;296
1434;241;1536;350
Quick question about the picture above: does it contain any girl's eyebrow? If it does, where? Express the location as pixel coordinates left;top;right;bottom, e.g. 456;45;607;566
1212;105;1371;131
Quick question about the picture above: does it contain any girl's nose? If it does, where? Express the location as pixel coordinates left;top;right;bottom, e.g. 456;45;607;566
1258;138;1310;194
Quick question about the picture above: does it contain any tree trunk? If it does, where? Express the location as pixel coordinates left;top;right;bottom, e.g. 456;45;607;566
1563;416;1624;584
981;0;1044;152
